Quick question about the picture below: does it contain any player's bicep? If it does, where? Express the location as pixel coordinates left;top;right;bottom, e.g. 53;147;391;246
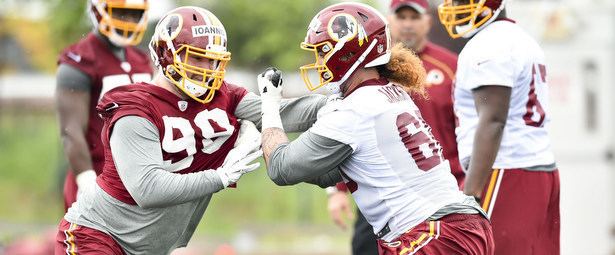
56;64;92;133
472;85;511;124
268;130;350;186
110;116;165;204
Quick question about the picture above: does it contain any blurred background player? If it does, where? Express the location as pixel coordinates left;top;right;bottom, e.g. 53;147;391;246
261;3;493;254
438;0;560;254
55;0;152;211
325;1;462;253
56;6;329;254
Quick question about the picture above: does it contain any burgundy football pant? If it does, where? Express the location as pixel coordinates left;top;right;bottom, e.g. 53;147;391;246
63;170;78;212
377;213;494;255
55;219;124;255
480;168;560;255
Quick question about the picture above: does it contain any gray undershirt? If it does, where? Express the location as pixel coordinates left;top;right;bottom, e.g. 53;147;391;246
267;130;351;188
57;64;92;91
64;91;330;254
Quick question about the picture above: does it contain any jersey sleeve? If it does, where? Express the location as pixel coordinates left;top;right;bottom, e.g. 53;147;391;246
310;106;359;151
224;82;249;114
58;43;97;79
460;39;516;90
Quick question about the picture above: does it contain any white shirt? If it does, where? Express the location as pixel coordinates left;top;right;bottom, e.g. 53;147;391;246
312;83;467;241
455;20;555;169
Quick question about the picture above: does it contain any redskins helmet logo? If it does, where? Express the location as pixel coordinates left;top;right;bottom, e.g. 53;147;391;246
327;14;358;42
157;14;183;41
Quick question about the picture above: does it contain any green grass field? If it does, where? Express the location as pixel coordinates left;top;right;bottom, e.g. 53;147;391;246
0;109;351;253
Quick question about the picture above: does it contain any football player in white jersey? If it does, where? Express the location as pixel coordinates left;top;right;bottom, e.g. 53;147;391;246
438;0;560;254
259;3;493;255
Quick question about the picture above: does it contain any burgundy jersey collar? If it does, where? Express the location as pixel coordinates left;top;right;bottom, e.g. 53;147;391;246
343;77;389;97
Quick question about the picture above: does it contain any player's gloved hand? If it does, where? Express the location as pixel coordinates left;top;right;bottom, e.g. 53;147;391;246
216;137;262;188
327;188;354;230
257;67;284;129
76;169;97;200
223;120;261;168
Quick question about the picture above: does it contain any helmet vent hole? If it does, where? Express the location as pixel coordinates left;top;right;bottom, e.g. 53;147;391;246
358;12;368;22
193;14;198;21
332;8;344;12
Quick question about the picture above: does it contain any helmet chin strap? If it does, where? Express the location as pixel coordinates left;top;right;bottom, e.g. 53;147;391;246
326;39;379;95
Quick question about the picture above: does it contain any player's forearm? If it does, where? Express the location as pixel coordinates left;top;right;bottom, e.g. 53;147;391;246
61;130;94;174
464;120;505;198
261;127;289;166
266;131;350;186
124;169;224;208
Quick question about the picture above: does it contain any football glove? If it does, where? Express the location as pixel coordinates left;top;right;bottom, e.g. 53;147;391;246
257;67;284;129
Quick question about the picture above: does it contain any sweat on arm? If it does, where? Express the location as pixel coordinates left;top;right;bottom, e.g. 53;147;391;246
109;116;225;209
267;130;351;188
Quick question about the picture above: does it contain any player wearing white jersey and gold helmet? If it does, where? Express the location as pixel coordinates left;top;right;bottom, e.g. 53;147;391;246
438;0;560;254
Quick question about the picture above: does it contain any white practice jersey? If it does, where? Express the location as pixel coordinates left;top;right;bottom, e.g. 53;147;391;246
311;83;468;241
454;20;555;169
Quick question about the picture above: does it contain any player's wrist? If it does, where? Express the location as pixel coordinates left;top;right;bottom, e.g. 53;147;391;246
215;168;231;188
261;99;283;130
76;169;96;189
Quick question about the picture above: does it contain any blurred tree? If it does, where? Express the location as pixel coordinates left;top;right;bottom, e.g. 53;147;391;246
206;0;330;71
48;0;89;58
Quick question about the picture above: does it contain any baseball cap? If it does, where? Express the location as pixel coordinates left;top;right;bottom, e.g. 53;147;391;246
390;0;429;14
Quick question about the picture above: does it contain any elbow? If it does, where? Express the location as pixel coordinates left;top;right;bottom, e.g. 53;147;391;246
267;166;293;186
133;197;159;209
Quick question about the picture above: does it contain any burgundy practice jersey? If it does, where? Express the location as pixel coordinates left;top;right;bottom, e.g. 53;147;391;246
58;32;153;174
96;82;247;205
412;42;463;186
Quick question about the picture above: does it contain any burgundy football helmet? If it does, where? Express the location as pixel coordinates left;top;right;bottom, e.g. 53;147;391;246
300;2;391;94
149;6;230;104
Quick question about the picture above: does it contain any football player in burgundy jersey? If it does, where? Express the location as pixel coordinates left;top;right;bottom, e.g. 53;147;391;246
324;1;463;254
439;0;560;254
260;3;493;255
55;6;328;255
56;0;152;212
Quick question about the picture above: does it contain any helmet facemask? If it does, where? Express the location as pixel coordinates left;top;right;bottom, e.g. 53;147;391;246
91;1;148;47
299;41;335;92
438;0;500;39
165;44;230;104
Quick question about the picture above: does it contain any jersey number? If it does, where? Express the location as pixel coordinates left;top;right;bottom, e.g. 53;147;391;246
161;108;235;172
523;64;546;127
396;111;443;171
100;73;151;101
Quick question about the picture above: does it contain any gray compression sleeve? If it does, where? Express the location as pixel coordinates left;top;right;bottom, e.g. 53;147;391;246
56;64;92;91
235;92;327;132
110;116;225;209
268;130;350;187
